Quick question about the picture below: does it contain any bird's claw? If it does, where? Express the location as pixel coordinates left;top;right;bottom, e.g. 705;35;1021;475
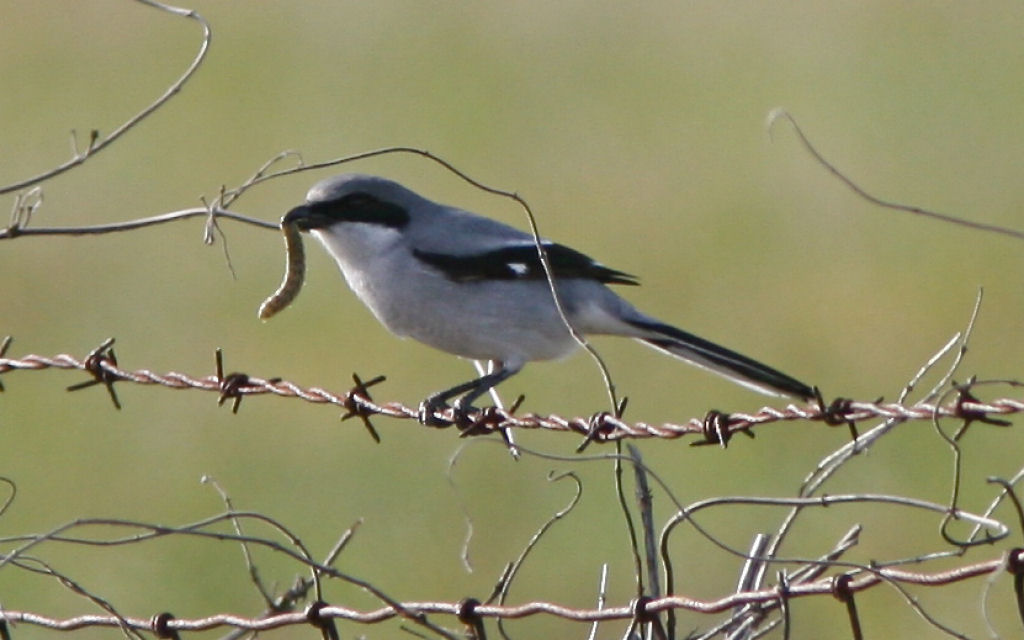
417;396;479;429
418;396;451;427
451;399;479;430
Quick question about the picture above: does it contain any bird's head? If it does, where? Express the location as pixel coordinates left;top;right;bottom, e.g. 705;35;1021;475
283;173;414;232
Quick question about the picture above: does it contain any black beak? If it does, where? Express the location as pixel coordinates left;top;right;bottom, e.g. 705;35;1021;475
282;204;333;231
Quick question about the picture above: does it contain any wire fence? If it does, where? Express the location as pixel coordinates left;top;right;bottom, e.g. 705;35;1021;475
2;336;1023;445
0;555;1017;637
5;2;1024;638
2;334;1024;638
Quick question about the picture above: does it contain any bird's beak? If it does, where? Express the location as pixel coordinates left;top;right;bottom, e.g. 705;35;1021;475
282;204;332;231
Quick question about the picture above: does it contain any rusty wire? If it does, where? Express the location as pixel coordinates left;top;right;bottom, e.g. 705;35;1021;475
4;6;1024;632
1;337;1022;444
0;556;1016;635
0;549;1015;636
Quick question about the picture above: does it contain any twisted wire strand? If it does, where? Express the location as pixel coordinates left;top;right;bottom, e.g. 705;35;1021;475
2;343;1020;442
0;554;1009;634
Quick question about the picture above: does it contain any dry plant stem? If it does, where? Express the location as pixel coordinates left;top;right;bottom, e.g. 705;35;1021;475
802;285;980;499
3;146;624;414
765;290;986;576
767;109;1024;242
657;491;1007;636
5;2;1023;635
0;476;15;517
492;471;583;640
972;466;1024;544
628;444;662;601
445;445;481;575
0;206;276;240
202;476;304;607
717;533;772;640
655;493;1006;564
0;0;211;196
1;514;458;640
9;556;141;639
614;441;646;601
694;527;852;639
585;564;610;640
0;445;1015;636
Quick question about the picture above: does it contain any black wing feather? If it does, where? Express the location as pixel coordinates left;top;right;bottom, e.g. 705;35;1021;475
414;242;638;286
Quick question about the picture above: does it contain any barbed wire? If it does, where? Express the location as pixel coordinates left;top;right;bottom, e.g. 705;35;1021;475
0;550;1017;634
1;336;1021;445
6;3;1024;637
1;488;1021;639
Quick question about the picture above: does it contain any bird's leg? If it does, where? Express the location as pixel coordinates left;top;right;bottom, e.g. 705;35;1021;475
475;359;520;459
418;377;488;426
418;364;517;428
452;366;517;425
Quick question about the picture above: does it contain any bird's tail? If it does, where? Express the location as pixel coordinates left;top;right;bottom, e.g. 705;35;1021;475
628;318;814;400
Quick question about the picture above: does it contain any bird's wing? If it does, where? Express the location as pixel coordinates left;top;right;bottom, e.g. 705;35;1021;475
409;207;637;285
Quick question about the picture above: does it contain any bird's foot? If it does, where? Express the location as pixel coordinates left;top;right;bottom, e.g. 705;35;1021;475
417;395;453;427
417;395;481;429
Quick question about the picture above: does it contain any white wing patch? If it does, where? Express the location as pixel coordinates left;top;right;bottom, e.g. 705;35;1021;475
507;262;529;276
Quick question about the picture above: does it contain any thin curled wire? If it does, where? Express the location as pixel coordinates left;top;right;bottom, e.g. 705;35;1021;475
1;339;1021;442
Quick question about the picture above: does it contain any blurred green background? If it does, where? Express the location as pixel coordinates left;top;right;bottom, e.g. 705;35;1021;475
2;2;1023;638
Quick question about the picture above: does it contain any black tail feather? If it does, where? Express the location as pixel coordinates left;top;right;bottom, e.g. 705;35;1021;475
632;319;814;400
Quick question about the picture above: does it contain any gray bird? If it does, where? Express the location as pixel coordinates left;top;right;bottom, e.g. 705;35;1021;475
282;173;814;424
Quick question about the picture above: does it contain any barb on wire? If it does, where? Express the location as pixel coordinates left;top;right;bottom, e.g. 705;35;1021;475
64;338;122;409
456;597;487;640
2;431;1021;638
1;338;1021;443
762;289;986;586
0;555;1014;635
340;372;386;442
1;512;459;639
3;145;629;428
215;348;253;414
1008;548;1024;632
150;612;179;640
936;378;1021;549
831;574;863;640
0;336;11;392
